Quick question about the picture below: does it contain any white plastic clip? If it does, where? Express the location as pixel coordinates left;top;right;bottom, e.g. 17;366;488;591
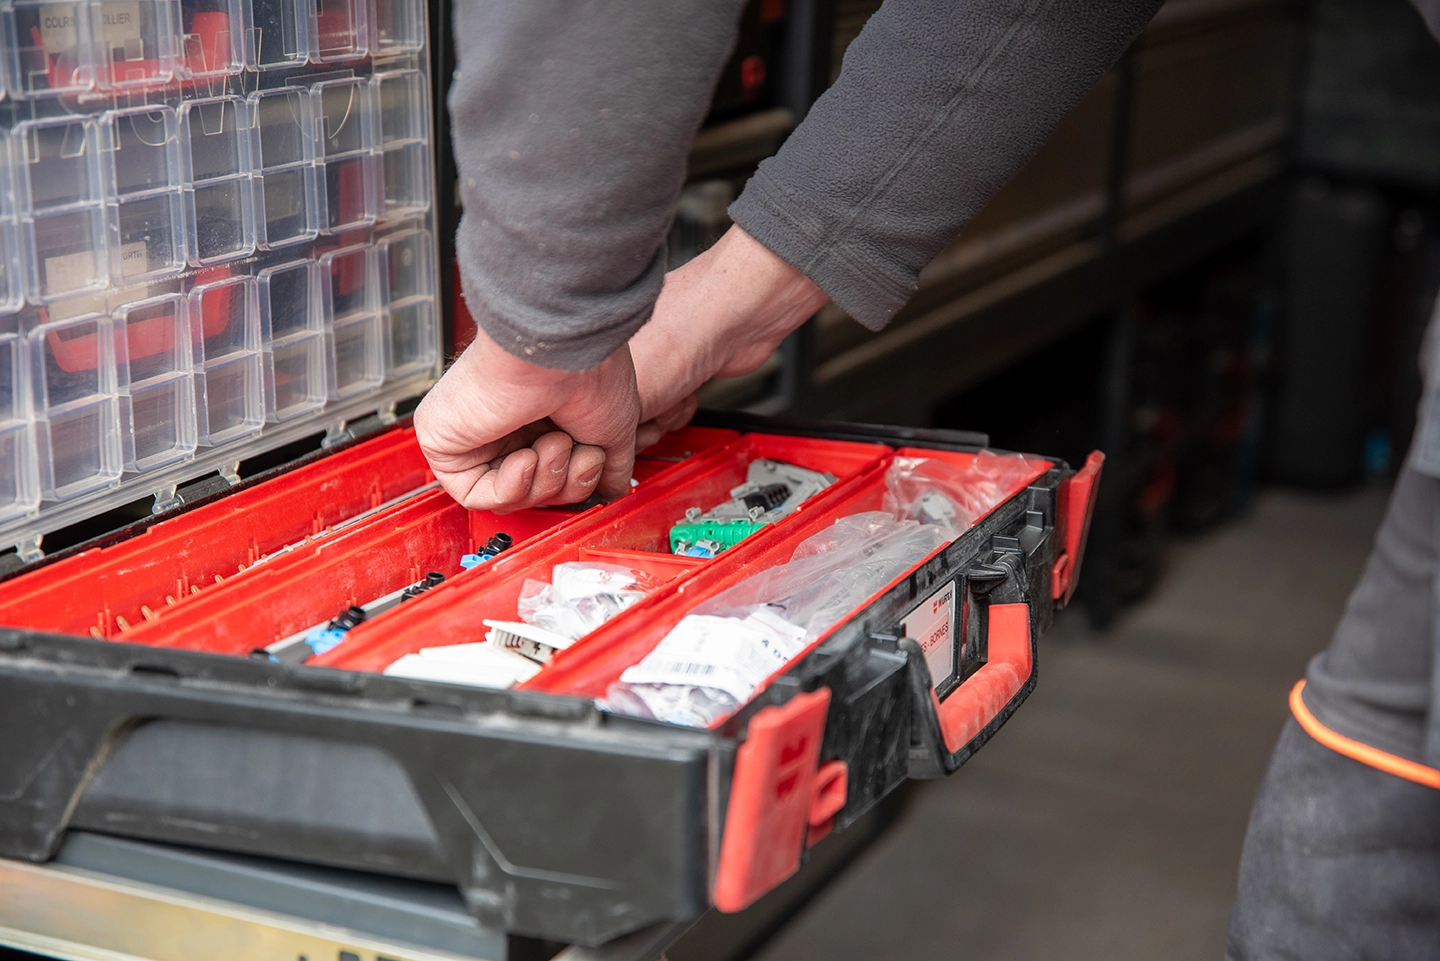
152;485;181;514
15;536;43;564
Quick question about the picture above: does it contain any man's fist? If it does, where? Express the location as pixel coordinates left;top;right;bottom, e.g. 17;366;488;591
414;328;641;513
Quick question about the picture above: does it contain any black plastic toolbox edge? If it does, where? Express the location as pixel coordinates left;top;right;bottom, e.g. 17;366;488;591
0;629;725;945
691;409;990;451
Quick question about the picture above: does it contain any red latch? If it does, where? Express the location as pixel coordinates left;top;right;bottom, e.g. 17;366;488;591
713;688;833;913
1052;451;1104;604
805;759;849;848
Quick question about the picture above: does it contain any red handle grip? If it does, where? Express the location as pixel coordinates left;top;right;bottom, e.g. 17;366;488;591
932;602;1033;754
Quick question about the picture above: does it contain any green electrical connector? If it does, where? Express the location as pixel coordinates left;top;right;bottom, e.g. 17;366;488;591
669;518;767;554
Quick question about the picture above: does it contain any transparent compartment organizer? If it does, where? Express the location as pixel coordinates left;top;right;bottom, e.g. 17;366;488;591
0;0;440;557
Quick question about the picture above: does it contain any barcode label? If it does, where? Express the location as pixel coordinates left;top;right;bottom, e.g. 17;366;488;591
642;661;717;677
621;612;808;703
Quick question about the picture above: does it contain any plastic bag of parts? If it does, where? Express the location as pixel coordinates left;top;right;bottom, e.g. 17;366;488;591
516;562;659;640
884;451;1040;536
385;563;660;690
603;609;809;727
603;512;949;727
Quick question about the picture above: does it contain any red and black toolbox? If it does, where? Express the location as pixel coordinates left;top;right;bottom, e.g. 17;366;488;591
0;409;1101;947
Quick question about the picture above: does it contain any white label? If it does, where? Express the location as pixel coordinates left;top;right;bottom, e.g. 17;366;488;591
44;249;99;299
38;5;79;54
904;579;956;688
47;247;150;321
621;611;808;703
99;2;143;53
117;240;148;280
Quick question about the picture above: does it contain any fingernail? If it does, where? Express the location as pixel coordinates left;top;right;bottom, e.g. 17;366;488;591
580;465;602;485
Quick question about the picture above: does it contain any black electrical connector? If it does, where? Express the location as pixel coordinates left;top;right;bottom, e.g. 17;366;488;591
401;571;446;601
462;533;515;569
330;605;367;631
741;483;791;512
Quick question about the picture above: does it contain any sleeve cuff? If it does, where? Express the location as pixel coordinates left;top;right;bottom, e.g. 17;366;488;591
729;167;917;332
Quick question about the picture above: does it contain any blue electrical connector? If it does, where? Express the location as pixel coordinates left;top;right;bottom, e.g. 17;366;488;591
304;605;367;655
461;532;514;569
260;571;448;665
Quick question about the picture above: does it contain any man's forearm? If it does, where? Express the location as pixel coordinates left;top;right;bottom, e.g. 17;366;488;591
730;0;1164;330
449;0;747;370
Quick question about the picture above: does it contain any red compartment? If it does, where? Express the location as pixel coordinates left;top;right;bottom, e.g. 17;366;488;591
315;433;890;673
0;427;435;638
525;449;1053;708
0;423;736;647
633;426;741;483
638;426;739;461
576;548;701;583
118;492;581;654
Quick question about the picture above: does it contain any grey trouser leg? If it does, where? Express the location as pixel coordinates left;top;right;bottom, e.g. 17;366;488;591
1225;718;1440;960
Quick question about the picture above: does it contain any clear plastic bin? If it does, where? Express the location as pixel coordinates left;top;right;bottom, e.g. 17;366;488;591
250;86;318;249
313;77;376;233
99;106;187;285
3;0;96;98
188;271;263;445
114;292;196;471
179;95;255;266
28;312;123;500
179;0;244;77
376;226;435;377
319;242;380;397
311;0;366;62
258;256;325;421
0;331;38;521
248;0;305;70
372;69;430;219
371;0;422;57
0;0;440;555
90;0;183;90
15;117;109;303
0;130;24;315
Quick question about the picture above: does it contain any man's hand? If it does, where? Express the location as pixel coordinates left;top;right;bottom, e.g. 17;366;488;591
630;225;828;442
414;328;640;513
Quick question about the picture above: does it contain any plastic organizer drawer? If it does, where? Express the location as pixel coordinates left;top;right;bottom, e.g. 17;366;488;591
0;416;1102;947
0;0;443;565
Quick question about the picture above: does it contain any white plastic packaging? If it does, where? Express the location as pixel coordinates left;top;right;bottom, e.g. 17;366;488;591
605;512;950;727
516;562;656;641
884;450;1041;536
384;642;542;689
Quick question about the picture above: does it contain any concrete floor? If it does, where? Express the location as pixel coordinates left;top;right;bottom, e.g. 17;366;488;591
748;484;1390;961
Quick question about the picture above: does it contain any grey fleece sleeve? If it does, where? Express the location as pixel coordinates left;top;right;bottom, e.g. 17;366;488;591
730;0;1164;330
449;0;745;369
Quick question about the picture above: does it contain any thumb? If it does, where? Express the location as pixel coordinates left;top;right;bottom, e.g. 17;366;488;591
594;418;638;501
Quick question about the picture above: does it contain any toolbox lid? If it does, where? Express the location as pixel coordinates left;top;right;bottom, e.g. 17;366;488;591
0;0;443;561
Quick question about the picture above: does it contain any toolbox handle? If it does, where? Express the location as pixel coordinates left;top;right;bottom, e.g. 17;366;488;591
931;602;1032;755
